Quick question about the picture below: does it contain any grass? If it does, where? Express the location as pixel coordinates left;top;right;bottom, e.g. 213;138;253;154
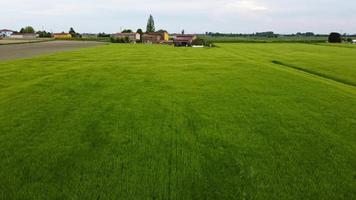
216;43;356;87
0;43;356;199
199;35;329;43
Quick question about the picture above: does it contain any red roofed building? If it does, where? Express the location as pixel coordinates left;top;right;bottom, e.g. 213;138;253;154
114;32;141;43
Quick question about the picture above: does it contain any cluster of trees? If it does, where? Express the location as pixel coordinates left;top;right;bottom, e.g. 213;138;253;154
296;32;315;36
204;32;277;38
19;26;51;38
19;26;35;33
36;31;51;38
17;26;84;38
110;36;130;43
204;32;329;38
191;38;214;47
328;32;354;43
98;32;111;37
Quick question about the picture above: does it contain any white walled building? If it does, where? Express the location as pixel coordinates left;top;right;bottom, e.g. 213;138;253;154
9;33;38;39
0;29;15;37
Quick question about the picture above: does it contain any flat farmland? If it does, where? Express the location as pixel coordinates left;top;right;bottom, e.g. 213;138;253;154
0;43;355;199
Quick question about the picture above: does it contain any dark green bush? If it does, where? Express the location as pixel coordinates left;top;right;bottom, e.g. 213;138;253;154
328;32;342;43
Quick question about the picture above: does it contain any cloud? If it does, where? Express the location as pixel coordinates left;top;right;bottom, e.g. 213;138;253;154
1;0;356;33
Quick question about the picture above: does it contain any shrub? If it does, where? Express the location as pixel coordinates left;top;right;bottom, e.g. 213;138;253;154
328;32;341;43
192;38;204;45
110;37;131;43
192;38;215;47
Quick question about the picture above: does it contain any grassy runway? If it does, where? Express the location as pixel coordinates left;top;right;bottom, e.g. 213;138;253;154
0;43;355;199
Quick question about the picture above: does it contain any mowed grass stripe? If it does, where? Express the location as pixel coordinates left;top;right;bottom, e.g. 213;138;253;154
219;43;356;86
271;60;356;87
0;44;355;199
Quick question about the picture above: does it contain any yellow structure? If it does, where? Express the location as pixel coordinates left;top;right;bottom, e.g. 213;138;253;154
53;33;72;39
162;32;169;41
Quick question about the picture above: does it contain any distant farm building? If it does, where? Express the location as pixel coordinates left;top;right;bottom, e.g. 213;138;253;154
0;29;15;37
142;32;169;44
53;33;72;39
173;34;197;47
353;40;356;44
9;33;38;39
114;33;140;43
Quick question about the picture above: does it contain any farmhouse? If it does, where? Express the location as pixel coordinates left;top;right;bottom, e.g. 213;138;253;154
53;33;72;39
173;34;197;47
0;29;15;37
9;33;38;39
114;33;140;43
142;32;169;43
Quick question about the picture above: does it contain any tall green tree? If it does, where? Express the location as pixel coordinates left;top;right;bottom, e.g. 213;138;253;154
22;26;35;33
146;15;155;33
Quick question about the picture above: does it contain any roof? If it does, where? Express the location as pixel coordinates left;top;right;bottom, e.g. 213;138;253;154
144;32;167;36
0;29;15;32
174;34;197;41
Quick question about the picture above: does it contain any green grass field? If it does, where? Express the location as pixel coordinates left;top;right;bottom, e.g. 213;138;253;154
0;43;355;199
199;35;330;43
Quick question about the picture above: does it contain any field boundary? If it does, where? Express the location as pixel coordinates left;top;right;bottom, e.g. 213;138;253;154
271;60;356;87
310;43;356;49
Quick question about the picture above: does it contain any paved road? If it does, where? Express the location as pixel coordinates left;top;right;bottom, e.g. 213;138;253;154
0;41;105;61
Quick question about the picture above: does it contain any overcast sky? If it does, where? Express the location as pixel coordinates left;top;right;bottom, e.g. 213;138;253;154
2;0;356;34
